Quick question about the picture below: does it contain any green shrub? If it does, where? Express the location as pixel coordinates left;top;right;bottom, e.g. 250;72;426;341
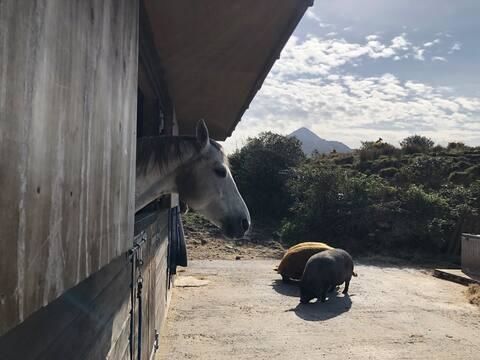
401;185;448;215
432;144;446;153
449;171;472;186
447;166;480;187
400;135;435;154
334;155;354;165
466;164;480;178
399;185;450;251
379;167;398;178
355;160;373;172
229;132;305;221
229;132;480;257
400;156;451;189
451;160;473;172
279;164;392;249
359;140;397;161
371;157;401;172
447;142;466;152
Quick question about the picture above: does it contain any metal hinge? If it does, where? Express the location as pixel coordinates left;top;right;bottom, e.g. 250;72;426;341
154;330;159;351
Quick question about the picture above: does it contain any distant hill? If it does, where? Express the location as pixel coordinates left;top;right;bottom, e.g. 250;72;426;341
288;127;352;155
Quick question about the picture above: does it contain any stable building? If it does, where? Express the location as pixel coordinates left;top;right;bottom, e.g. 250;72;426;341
0;1;311;359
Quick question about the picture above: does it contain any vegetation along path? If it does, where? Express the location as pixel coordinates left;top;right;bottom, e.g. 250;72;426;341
158;260;480;360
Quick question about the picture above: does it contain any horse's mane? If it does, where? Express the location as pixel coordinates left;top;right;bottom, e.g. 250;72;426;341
136;136;226;175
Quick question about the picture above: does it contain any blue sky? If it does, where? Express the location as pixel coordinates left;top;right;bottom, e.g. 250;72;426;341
222;0;480;152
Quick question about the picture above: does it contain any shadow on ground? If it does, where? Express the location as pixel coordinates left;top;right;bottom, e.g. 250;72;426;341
271;279;300;297
291;294;352;321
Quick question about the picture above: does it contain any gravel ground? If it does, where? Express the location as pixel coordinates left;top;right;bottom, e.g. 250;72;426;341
158;260;480;360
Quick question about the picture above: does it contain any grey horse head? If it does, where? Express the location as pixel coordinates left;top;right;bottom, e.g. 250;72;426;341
176;120;251;239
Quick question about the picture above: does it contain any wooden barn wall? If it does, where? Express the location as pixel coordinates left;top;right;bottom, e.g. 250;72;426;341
0;209;170;360
0;0;138;335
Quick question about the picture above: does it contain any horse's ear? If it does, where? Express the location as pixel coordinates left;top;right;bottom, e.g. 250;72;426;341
196;119;209;151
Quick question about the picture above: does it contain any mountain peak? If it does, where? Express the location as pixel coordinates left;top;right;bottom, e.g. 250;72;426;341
291;127;321;137
288;127;352;155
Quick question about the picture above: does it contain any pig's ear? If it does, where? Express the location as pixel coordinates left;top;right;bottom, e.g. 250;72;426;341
196;119;209;151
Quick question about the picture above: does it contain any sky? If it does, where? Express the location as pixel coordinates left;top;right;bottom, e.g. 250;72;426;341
221;0;480;153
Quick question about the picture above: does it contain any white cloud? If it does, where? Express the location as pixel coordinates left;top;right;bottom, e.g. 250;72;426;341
456;97;480;112
319;23;332;28
222;35;480;153
413;47;425;61
391;34;410;50
343;26;353;31
305;9;320;21
404;81;433;94
423;39;440;47
326;32;338;37
223;71;480;152
271;33;443;82
306;9;332;28
448;42;461;54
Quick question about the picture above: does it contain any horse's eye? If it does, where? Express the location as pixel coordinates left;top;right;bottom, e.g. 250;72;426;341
214;167;227;178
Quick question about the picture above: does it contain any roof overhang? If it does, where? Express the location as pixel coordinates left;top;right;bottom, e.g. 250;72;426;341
143;0;312;140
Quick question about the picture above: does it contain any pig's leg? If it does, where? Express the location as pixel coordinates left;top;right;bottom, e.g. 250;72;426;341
300;286;314;304
320;287;327;302
343;277;351;294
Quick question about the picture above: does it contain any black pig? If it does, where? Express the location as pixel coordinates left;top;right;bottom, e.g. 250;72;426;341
300;248;357;304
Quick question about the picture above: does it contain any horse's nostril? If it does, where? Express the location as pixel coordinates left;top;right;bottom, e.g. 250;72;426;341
241;218;250;232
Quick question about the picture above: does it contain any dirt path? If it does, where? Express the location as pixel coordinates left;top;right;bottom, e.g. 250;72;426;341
183;215;286;260
158;260;480;360
185;235;285;260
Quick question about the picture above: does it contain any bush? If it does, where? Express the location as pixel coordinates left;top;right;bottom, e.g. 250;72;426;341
400;156;452;189
447;142;466;152
229;132;305;221
451;160;472;172
229;131;480;257
359;140;397;161
400;135;434;154
371;157;401;171
279;164;392;249
379;167;398;178
466;164;480;178
449;171;471;186
399;185;450;251
401;185;448;216
432;144;446;153
334;155;354;165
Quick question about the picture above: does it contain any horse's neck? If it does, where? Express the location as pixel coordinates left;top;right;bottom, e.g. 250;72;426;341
135;136;197;212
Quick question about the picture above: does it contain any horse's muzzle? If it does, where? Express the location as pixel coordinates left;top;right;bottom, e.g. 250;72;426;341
222;216;250;239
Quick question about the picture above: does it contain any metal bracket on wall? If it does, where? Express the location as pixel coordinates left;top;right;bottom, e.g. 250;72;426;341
148;329;160;360
127;231;147;360
154;330;159;351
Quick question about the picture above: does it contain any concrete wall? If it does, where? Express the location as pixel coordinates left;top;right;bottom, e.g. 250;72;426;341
462;234;480;276
0;0;138;335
